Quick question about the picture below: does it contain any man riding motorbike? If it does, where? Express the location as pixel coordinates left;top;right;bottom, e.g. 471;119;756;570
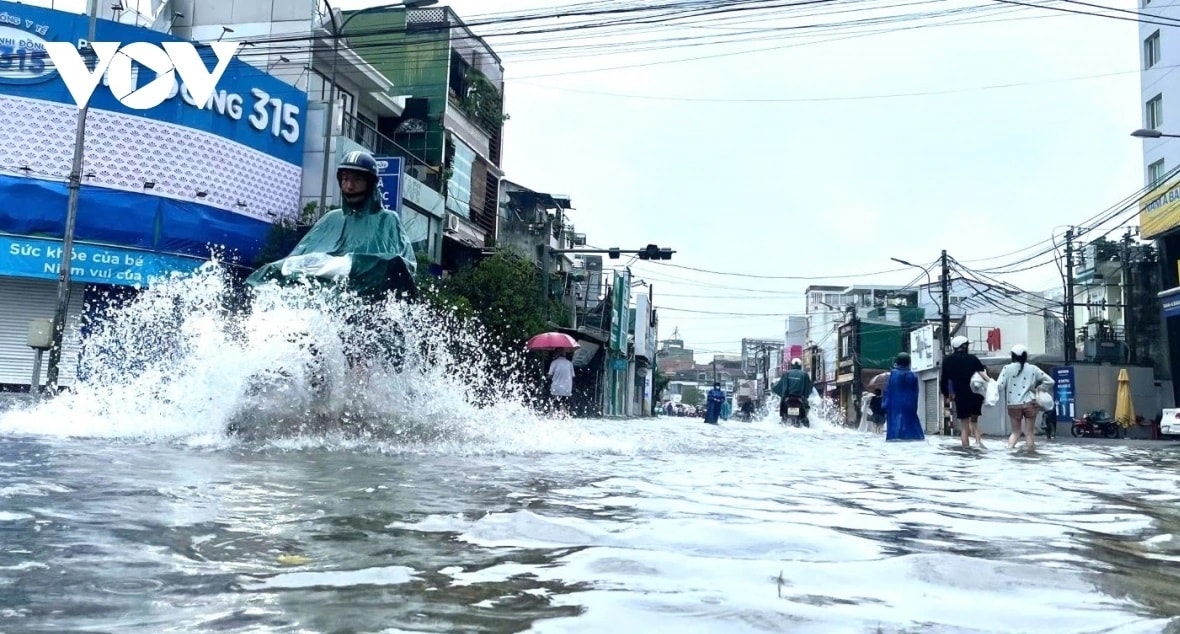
245;150;419;370
773;358;814;427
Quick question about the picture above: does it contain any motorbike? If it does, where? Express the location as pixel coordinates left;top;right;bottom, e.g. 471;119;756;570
1070;410;1121;439
780;396;809;428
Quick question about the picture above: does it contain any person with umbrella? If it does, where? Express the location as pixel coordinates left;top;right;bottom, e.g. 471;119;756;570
548;351;574;415
527;332;579;416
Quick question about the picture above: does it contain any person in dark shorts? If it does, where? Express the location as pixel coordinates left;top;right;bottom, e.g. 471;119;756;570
940;335;990;449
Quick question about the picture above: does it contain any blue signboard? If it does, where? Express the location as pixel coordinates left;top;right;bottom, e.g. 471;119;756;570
0;234;203;287
375;156;404;215
1053;366;1076;422
1161;289;1180;319
0;2;307;165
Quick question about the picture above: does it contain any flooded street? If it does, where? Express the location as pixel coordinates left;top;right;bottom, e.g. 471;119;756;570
3;418;1180;633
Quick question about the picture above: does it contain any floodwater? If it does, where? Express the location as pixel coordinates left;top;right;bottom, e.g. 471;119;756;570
1;267;1179;633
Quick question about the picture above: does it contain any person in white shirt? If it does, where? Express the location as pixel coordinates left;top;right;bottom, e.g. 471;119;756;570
547;352;575;415
996;344;1054;451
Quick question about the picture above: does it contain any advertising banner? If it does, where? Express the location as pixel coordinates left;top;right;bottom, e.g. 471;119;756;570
0;2;308;266
1053;366;1076;422
634;293;651;358
909;324;937;372
0;234;203;286
610;270;630;353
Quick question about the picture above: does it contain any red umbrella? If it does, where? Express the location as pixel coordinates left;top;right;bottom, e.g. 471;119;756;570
527;332;580;351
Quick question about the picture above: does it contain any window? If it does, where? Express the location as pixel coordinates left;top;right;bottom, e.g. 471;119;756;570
337;89;354;117
1147;94;1164;130
1145;31;1161;69
1149;159;1167;186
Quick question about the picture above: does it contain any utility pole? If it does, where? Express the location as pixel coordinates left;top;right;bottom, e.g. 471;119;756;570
46;0;100;390
849;305;862;423
1064;228;1076;364
940;249;951;354
539;211;552;323
1121;227;1137;365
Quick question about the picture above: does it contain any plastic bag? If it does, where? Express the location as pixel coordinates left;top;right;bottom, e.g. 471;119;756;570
984;379;999;407
970;373;988;395
280;253;353;282
1035;390;1054;412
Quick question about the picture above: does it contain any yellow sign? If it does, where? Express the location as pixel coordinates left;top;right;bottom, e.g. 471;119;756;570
1139;174;1180;239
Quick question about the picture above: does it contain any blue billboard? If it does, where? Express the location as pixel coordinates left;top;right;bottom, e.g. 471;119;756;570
0;3;306;165
0;233;203;286
1053;366;1076;422
0;1;309;280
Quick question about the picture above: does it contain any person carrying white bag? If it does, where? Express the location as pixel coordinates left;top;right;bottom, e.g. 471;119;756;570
995;344;1055;451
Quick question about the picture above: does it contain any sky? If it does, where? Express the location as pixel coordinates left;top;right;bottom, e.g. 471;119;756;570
381;0;1146;362
30;0;1149;361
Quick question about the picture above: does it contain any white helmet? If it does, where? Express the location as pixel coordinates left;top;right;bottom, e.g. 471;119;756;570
790;357;802;368
950;335;969;349
1011;344;1028;356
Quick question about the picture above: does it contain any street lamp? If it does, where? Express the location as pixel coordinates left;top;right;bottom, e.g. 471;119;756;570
317;0;439;214
1131;128;1180;139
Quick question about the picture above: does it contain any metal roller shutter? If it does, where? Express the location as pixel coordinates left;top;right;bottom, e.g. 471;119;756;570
0;277;85;388
924;378;940;432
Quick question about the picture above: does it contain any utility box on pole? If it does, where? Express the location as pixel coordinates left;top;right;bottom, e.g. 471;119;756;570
27;318;54;394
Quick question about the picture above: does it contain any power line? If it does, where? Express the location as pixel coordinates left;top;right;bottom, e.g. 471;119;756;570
518;64;1160;103
643;260;919;279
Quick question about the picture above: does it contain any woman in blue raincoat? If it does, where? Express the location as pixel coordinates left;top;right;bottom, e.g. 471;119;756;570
884;352;925;441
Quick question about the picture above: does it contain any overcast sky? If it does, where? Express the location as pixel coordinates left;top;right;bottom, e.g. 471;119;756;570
31;0;1148;361
407;0;1146;361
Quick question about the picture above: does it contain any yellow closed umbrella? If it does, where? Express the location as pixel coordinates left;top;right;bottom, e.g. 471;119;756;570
1115;368;1135;429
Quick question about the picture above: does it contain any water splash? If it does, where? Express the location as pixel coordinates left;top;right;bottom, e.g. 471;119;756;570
0;262;602;452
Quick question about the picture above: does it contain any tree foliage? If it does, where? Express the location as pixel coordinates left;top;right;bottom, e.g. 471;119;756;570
653;367;670;402
419;251;565;376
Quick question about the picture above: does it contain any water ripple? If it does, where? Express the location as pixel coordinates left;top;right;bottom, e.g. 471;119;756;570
0;423;1178;632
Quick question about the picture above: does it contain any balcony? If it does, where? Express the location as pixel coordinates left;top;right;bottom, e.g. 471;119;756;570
342;112;441;191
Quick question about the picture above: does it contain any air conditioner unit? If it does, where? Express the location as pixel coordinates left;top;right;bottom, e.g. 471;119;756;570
445;214;460;232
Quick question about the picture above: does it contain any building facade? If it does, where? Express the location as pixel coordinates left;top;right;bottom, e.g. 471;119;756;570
1138;4;1180;402
344;5;506;272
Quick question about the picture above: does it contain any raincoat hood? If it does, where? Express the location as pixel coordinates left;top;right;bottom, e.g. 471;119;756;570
340;183;384;216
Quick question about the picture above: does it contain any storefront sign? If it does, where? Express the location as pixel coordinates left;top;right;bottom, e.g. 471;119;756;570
0;235;202;287
1161;288;1180;319
375;156;403;215
0;3;306;162
402;172;444;218
1140;173;1180;239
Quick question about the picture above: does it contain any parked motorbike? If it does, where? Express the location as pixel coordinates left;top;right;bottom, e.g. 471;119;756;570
780;396;809;428
1070;410;1121;439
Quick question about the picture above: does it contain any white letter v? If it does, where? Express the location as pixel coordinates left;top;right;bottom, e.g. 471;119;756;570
44;42;119;110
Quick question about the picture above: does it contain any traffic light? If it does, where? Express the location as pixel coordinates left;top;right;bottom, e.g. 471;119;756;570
608;247;620;259
657;248;673;260
637;244;660;260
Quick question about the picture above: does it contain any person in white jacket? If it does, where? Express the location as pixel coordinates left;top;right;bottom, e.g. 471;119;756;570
996;344;1054;451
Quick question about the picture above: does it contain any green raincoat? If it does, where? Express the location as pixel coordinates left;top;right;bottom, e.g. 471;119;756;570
771;369;813;399
247;187;418;299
